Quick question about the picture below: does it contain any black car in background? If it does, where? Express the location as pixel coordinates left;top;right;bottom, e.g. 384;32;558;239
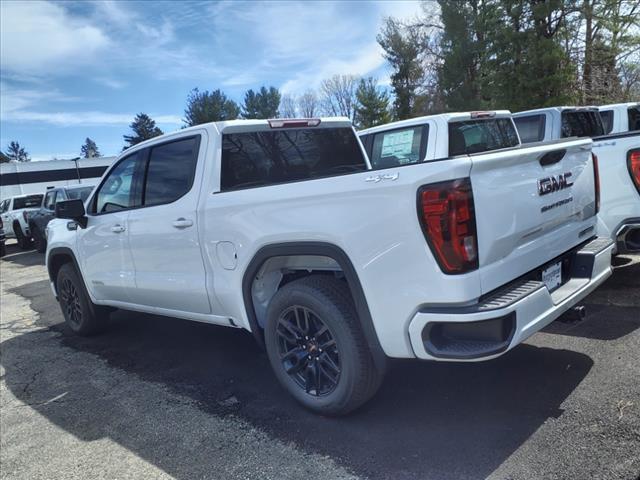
29;184;94;253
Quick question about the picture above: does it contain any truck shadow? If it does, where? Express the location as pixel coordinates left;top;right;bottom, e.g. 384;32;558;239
3;278;595;480
1;241;42;267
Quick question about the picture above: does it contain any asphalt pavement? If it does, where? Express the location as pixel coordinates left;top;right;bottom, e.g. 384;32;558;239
1;241;638;480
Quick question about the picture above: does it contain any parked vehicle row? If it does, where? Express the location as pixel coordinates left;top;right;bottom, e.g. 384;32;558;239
512;101;640;254
46;113;614;415
0;185;94;253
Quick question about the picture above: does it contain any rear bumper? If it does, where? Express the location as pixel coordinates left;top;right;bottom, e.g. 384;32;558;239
408;237;614;361
615;220;640;254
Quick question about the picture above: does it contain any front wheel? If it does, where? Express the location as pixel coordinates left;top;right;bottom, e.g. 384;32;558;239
264;275;384;416
56;263;109;335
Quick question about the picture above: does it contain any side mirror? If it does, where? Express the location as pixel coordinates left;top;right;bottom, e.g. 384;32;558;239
55;199;87;228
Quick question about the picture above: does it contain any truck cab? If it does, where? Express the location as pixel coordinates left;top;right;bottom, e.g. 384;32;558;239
512;106;605;144
597;102;640;134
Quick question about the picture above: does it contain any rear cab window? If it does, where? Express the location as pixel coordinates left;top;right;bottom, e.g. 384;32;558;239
513;115;546;143
221;127;366;191
599;110;614;134
628;106;640;131
13;195;43;210
368;126;427;169
448;118;519;156
561;110;604;138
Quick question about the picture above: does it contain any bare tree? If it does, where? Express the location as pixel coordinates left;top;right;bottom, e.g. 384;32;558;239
319;75;359;120
279;94;297;118
297;90;319;118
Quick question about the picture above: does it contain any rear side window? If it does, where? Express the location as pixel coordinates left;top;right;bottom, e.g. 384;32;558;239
370;126;426;168
449;119;519;156
600;110;614;134
561;111;604;137
628;106;640;131
221;128;366;191
66;187;93;202
144;137;199;206
13;195;43;209
514;115;546;143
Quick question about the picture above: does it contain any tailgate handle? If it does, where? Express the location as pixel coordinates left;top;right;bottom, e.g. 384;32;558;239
539;149;566;166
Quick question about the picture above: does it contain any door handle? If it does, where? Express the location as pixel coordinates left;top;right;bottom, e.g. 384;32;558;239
111;224;126;233
172;218;193;229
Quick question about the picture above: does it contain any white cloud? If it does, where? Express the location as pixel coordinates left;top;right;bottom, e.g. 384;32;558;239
4;110;181;127
0;1;110;75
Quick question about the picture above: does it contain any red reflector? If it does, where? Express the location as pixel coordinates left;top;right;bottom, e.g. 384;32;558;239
268;118;321;129
592;153;600;214
418;178;479;274
628;149;640;195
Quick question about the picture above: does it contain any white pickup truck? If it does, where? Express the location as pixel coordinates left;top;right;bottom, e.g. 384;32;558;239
512;106;640;252
597;102;640;134
46;116;613;415
0;193;44;249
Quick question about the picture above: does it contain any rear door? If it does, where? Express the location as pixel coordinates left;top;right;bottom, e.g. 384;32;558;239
126;133;212;315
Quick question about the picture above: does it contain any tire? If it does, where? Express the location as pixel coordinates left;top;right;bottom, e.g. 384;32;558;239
56;263;109;335
32;224;47;253
264;275;384;416
14;223;31;250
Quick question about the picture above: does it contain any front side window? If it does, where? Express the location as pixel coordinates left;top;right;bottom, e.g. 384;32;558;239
94;152;141;213
221;127;366;191
370;126;425;168
449;118;520;156
143;137;199;206
44;191;57;210
600;110;614;134
628;106;640;131
514;115;546;143
561;110;604;138
13;195;43;210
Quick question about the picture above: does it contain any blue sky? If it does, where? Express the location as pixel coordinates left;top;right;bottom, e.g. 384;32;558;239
0;0;422;160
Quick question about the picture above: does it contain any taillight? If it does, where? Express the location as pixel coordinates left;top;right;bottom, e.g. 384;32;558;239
592;153;600;214
418;178;479;274
628;149;640;196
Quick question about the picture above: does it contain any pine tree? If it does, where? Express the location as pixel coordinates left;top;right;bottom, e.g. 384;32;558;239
5;141;30;162
377;18;425;120
354;78;391;129
123;113;163;149
184;88;240;126
81;138;101;158
242;86;281;119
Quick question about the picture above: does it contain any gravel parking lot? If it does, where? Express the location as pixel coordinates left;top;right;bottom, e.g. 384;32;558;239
1;242;639;480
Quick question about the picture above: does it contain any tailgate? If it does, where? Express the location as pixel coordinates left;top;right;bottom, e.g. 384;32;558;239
470;138;597;293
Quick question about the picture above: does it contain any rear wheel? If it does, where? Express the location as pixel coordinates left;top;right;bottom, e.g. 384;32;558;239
32;224;47;253
14;223;31;250
264;275;384;416
56;263;109;335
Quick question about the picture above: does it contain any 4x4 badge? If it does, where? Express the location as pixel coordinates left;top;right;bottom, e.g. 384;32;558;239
365;173;399;183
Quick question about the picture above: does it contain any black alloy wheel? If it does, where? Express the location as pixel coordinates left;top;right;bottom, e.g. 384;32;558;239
276;305;341;396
